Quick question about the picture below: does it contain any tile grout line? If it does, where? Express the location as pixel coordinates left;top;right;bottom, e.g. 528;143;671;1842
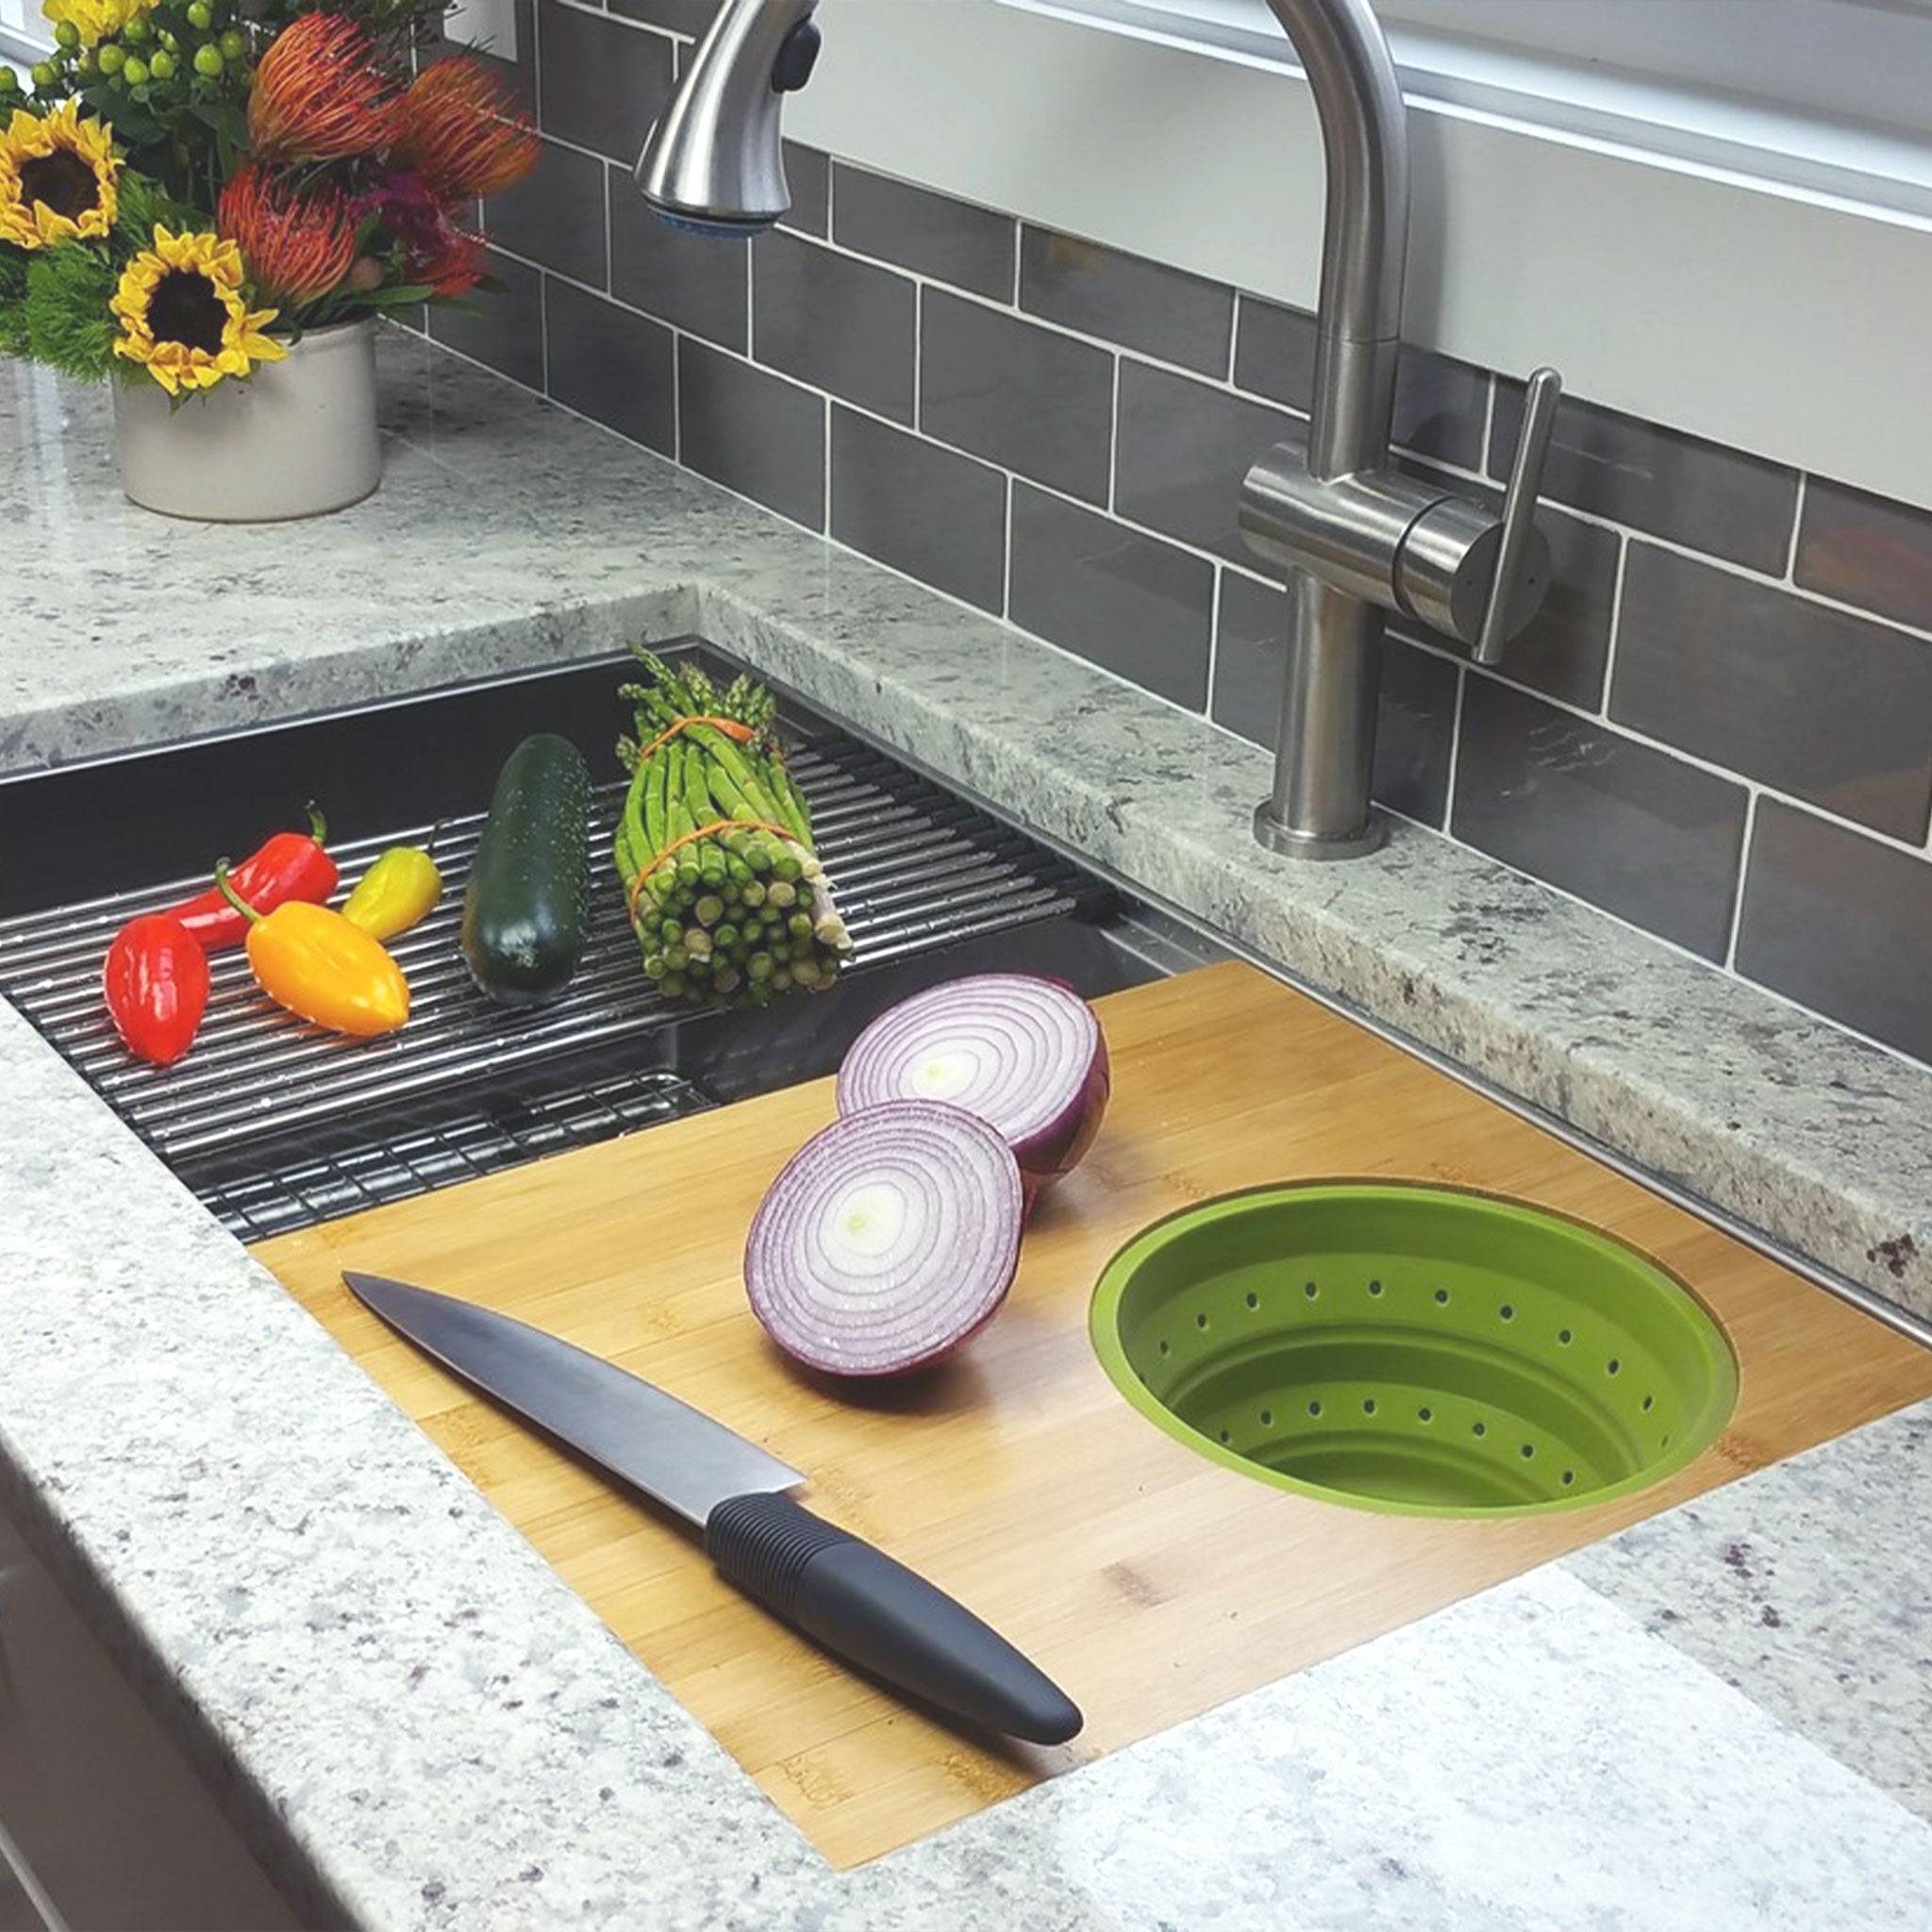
1595;532;1630;716
1441;660;1468;835
1206;563;1224;716
1783;473;1807;585
1722;790;1761;971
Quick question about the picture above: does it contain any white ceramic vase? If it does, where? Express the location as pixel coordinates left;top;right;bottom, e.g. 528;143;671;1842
110;317;381;523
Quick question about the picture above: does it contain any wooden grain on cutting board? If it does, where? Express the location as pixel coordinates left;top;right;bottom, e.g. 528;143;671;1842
255;961;1932;1867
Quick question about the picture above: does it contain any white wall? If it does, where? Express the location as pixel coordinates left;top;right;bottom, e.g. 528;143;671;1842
788;0;1932;509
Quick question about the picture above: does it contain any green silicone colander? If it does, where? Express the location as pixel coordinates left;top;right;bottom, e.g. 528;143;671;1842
1090;1181;1739;1517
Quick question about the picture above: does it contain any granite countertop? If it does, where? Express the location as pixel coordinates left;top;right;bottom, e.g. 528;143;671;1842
5;338;1932;1929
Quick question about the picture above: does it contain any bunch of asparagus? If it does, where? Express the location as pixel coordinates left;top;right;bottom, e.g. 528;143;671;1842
614;650;853;1008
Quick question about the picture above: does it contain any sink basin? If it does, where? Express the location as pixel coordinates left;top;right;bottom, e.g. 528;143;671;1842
1091;1180;1739;1516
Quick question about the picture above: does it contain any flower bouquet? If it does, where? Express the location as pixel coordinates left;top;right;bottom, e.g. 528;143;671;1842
0;0;540;517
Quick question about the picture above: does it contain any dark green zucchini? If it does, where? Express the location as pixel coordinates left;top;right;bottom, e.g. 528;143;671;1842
461;734;592;1006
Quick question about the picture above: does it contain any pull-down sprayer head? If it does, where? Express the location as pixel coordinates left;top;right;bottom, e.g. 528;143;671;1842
633;0;823;236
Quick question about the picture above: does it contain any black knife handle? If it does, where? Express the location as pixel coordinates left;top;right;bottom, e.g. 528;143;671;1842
705;1491;1081;1745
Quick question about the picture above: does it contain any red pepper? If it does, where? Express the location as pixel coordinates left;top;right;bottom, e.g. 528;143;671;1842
170;804;337;950
103;914;210;1066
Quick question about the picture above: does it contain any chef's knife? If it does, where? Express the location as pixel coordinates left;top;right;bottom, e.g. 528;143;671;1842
344;1272;1081;1746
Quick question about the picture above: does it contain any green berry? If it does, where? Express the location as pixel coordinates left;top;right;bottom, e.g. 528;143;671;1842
192;42;223;75
120;54;148;84
122;15;149;40
0;64;18;95
157;27;178;50
75;50;97;75
53;19;80;47
218;26;246;59
147;47;176;77
95;42;125;73
186;0;211;24
29;60;59;89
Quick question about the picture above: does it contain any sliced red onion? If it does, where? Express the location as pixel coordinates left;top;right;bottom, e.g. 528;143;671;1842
836;974;1110;1191
744;1100;1024;1377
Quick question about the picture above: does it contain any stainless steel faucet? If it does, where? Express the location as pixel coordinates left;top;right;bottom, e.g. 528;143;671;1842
636;0;1563;859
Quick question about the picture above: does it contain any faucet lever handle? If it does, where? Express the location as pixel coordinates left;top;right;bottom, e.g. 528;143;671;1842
1474;365;1562;666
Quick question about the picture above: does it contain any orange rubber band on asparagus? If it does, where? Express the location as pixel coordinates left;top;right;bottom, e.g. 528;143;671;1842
635;714;758;762
626;816;801;923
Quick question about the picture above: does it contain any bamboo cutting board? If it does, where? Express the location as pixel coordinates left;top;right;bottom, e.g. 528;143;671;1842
255;962;1932;1867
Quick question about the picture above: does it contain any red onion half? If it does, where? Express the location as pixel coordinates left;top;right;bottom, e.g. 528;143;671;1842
836;974;1110;1191
744;1099;1024;1377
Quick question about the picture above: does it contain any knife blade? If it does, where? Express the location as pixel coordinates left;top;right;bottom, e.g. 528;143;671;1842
344;1272;1082;1746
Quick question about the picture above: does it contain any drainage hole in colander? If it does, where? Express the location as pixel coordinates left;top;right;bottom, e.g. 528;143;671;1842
1607;1357;1622;1375
1519;1443;1535;1459
1641;1393;1654;1410
1417;1406;1433;1423
1307;1399;1323;1417
1195;1312;1209;1329
1158;1339;1170;1355
1434;1289;1450;1305
1218;1427;1231;1443
1473;1421;1488;1437
1368;1278;1384;1296
1259;1407;1274;1425
1304;1280;1318;1299
1562;1470;1575;1486
1244;1291;1259;1309
1499;1303;1516;1321
1558;1327;1573;1344
1362;1397;1377;1415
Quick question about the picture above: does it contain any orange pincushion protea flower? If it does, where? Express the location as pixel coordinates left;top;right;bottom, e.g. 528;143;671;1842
247;13;397;163
391;58;541;201
218;165;358;307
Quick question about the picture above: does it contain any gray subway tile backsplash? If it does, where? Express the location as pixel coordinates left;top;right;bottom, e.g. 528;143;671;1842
1019;227;1232;378
1009;485;1212;708
831;406;1007;614
1215;571;1457;825
542;279;675;456
1490;383;1799;575
753;232;916;425
1612;541;1932;843
1453;677;1748;960
1795;478;1932;634
1115;359;1300;571
780;143;830;239
1736;801;1932;1063
1234;296;1489;472
677;341;825;530
919;291;1114;504
431;249;543;390
609;0;717;33
495;72;1932;1066
834;167;1014;301
609;172;749;351
486;139;608;290
537;3;675;164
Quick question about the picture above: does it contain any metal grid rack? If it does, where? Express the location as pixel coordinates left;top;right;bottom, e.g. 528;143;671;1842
0;725;1101;1240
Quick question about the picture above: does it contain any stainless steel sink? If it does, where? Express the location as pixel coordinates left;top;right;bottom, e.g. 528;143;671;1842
0;643;1224;1238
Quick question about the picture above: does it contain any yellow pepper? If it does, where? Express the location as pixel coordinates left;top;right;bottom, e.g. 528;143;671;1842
215;862;410;1037
341;845;442;941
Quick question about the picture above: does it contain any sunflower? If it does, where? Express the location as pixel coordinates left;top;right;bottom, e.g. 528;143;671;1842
42;0;154;46
41;0;156;48
0;101;119;249
110;226;285;396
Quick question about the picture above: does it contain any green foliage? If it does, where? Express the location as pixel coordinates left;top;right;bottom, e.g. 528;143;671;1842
22;238;119;381
0;244;28;360
113;170;204;249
